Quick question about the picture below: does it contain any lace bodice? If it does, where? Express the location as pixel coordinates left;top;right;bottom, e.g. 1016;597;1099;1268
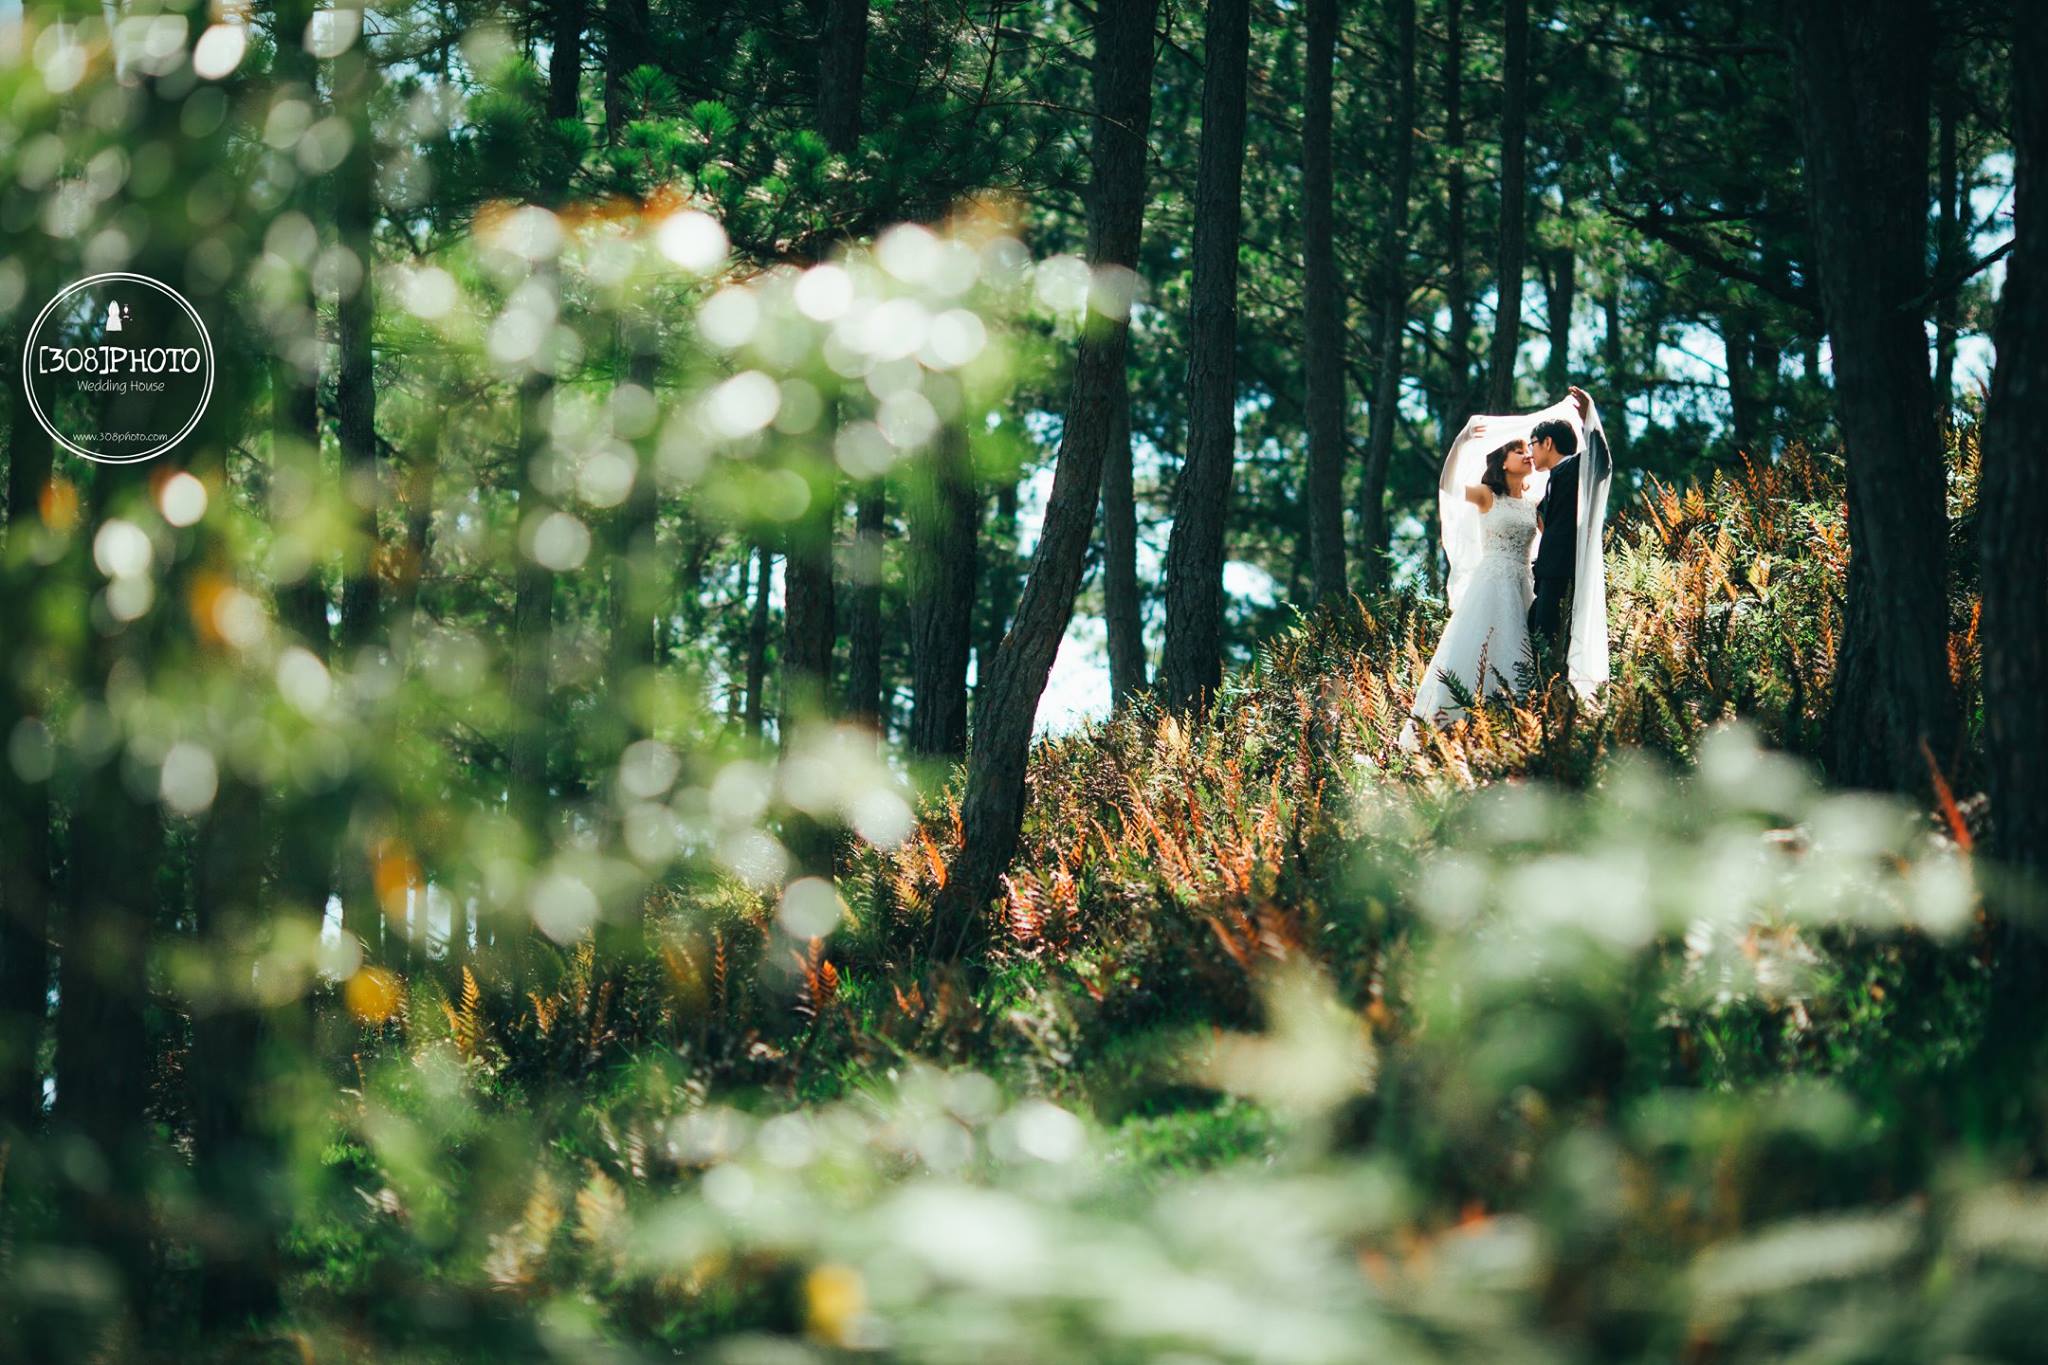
1477;494;1538;566
1406;489;1538;739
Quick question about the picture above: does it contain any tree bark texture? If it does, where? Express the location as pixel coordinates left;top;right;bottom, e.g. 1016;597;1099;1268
934;0;1159;956
1161;0;1251;711
1601;281;1630;466
1785;0;1957;794
1102;379;1148;706
906;426;979;757
334;41;381;656
548;0;585;122
745;541;772;738
1443;0;1472;432
1302;0;1346;603
1933;81;1961;417
846;484;887;730
1485;0;1529;414
1360;0;1416;589
819;0;869;155
1980;8;2048;940
0;327;54;1133
1542;243;1575;396
976;475;1019;718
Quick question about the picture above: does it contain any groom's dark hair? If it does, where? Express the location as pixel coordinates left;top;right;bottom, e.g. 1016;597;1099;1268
1531;418;1578;456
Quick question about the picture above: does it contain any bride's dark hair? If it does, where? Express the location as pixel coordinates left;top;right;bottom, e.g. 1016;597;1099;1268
1481;439;1526;498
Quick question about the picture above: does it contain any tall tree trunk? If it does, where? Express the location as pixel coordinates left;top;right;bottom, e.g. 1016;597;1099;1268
263;0;340;1121
1360;0;1417;589
728;550;751;722
191;776;282;1328
392;427;439;659
0;736;51;1134
328;32;389;984
334;39;381;657
1542;243;1575;395
780;494;837;724
780;483;838;877
1933;80;1961;419
976;475;1019;718
1301;0;1346;603
1753;331;1782;448
1161;0;1252;711
604;0;650;143
906;427;979;757
509;373;556;766
269;389;336;975
846;484;887;731
54;705;162;1332
781;0;870;751
1601;279;1630;466
1484;0;1529;414
1;329;54;1134
501;362;552;982
548;0;585;123
496;347;561;985
603;64;667;939
1444;0;1472;429
332;23;384;965
934;0;1159;957
149;173;294;1323
271;0;328;663
1980;8;2048;1008
1102;380;1148;706
744;542;772;738
1785;0;1955;792
819;0;869;153
607;337;661;740
1722;308;1759;457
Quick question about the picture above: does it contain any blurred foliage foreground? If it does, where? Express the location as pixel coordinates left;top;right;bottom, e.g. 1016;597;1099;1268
0;94;2037;1365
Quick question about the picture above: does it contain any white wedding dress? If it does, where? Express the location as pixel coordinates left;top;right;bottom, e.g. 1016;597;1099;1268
1407;492;1538;730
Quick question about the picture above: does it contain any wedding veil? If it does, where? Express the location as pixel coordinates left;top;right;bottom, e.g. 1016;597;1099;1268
1434;393;1613;696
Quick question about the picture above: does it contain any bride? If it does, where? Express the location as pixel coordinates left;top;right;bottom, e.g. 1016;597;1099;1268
1403;391;1613;743
1405;436;1540;730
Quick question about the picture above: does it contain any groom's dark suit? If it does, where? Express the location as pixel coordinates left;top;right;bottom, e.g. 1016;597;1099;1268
1528;426;1609;650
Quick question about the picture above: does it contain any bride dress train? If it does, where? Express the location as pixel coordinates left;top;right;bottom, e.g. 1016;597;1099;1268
1406;492;1539;734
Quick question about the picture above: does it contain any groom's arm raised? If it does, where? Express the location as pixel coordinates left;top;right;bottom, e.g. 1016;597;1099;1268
1565;386;1612;478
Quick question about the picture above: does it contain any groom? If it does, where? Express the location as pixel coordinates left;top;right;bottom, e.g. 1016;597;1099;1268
1527;385;1601;658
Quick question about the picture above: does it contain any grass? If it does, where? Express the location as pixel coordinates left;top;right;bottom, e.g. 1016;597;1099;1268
9;430;2018;1363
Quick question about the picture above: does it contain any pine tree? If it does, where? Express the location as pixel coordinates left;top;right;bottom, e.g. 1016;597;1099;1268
934;0;1161;957
1161;0;1253;711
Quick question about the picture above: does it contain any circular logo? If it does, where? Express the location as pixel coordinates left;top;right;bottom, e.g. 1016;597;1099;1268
19;272;215;465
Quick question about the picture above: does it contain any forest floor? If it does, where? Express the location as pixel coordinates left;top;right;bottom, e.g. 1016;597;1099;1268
240;434;2031;1362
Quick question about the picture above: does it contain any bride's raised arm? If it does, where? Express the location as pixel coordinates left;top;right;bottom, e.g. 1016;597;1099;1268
1438;394;1583;612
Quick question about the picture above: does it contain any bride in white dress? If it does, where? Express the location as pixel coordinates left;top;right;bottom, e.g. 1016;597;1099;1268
1406;437;1539;731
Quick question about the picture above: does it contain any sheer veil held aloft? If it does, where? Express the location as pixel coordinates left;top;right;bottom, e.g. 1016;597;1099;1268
1433;393;1613;696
